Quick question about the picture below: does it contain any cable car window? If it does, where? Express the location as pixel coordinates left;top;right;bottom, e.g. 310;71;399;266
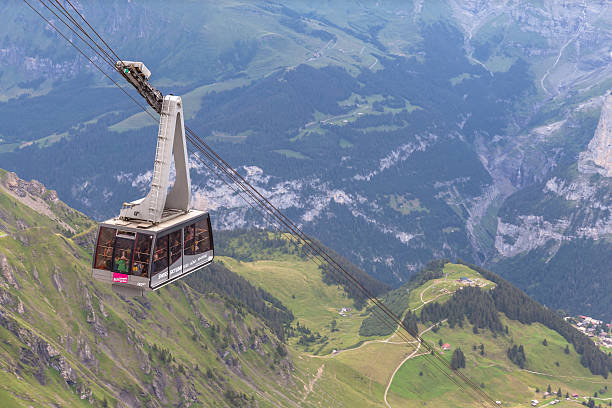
194;219;210;255
183;224;195;256
132;234;153;277
113;235;135;274
152;235;169;275
169;229;182;278
94;227;116;270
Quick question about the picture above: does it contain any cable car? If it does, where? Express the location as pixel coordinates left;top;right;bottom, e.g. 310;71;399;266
92;62;214;296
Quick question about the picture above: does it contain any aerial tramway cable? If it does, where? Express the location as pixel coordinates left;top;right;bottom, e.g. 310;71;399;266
23;1;500;405
27;2;497;405
26;2;498;404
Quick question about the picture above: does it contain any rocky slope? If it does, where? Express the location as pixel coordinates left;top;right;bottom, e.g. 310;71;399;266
492;92;612;320
0;169;316;407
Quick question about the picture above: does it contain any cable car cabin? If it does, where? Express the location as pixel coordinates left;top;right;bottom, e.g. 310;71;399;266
92;211;213;296
90;70;213;296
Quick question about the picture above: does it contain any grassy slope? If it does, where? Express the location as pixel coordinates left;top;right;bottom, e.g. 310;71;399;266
1;170;610;407
223;256;612;408
387;265;612;408
219;256;379;355
0;175;336;407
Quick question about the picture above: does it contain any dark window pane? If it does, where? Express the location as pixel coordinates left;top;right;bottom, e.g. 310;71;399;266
183;224;195;256
152;235;169;274
94;227;116;271
194;219;210;255
132;234;153;277
169;230;182;265
113;236;134;274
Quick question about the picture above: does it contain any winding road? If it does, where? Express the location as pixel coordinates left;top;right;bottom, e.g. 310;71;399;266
383;321;445;408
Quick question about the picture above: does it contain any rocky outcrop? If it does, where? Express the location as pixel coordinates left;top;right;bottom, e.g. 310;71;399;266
579;92;612;177
0;171;76;233
495;216;569;257
0;253;19;289
0;309;91;399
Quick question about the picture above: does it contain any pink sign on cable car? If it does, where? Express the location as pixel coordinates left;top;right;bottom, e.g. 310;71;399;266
113;273;129;283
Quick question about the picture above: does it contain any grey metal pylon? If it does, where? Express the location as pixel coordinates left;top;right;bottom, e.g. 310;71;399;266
119;95;191;223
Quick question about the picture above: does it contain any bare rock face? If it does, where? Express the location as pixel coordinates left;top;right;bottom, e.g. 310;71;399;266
0;252;19;289
580;92;612;177
52;271;64;294
4;172;53;200
1;172;76;234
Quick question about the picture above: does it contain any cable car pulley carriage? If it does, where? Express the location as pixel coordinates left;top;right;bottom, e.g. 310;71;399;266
92;62;214;296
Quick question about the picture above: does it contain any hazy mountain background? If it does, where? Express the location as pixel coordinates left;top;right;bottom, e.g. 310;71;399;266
1;0;611;319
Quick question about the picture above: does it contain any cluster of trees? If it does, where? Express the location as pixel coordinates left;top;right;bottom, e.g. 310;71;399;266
420;286;504;333
317;241;390;309
288;321;325;346
459;262;612;378
185;262;293;340
214;229;309;261
359;261;447;337
507;345;527;368
407;260;447;288
150;343;175;365
450;348;466;370
402;311;419;337
223;388;256;408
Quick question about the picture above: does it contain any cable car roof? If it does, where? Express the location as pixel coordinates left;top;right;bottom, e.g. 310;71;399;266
100;209;207;233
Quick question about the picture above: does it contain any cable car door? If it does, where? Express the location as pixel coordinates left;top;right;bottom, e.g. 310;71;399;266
168;229;183;280
183;216;213;273
150;234;169;288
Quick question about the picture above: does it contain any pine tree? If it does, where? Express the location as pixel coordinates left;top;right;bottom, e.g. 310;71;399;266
542;338;548;346
547;384;552;393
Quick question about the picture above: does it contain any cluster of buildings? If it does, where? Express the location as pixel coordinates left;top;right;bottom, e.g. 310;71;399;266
457;277;488;288
531;393;581;406
567;315;612;348
338;307;352;317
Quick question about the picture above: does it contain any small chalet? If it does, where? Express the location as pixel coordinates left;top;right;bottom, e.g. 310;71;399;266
441;343;451;351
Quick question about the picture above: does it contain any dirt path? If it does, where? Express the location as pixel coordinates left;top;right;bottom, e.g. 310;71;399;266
383;322;444;408
383;341;421;408
521;369;611;384
540;1;587;95
308;278;457;360
302;363;325;403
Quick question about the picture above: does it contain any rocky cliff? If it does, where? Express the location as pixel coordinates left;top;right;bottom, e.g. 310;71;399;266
579;92;612;177
492;92;612;320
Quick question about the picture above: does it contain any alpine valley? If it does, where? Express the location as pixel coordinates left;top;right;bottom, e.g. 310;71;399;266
0;169;611;407
1;0;611;349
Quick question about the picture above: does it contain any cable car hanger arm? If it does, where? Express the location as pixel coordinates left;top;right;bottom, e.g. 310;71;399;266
116;61;164;115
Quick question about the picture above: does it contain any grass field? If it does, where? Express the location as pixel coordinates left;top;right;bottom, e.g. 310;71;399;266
226;259;612;406
219;256;380;354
